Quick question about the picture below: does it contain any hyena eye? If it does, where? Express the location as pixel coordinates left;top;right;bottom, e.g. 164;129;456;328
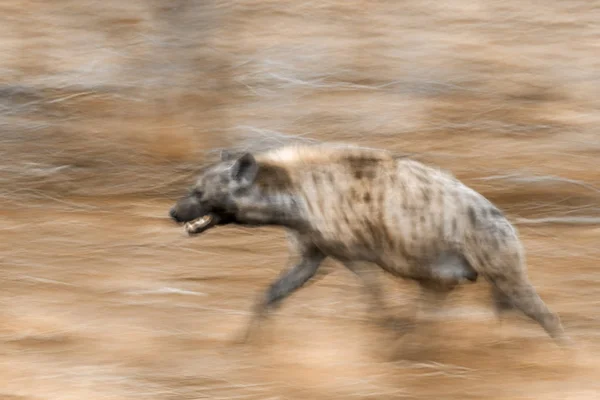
191;189;203;198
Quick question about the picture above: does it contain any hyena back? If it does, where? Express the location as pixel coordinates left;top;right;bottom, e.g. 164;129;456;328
169;143;568;345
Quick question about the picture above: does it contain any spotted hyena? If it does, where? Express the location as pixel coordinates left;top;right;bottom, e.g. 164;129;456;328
169;143;569;345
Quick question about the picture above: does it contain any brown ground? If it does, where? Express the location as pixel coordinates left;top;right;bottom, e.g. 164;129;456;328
1;1;600;399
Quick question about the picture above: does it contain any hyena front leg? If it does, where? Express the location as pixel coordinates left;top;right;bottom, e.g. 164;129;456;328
343;262;390;321
239;243;326;343
343;262;386;309
344;262;415;333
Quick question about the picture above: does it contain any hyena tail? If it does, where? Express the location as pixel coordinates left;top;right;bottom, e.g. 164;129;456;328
466;243;570;346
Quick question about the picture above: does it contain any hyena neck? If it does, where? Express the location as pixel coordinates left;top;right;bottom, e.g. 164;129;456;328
235;192;307;231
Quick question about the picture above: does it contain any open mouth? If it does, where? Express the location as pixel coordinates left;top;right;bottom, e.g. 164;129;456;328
183;213;216;236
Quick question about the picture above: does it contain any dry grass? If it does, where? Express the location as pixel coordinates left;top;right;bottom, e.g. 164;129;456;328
1;1;599;399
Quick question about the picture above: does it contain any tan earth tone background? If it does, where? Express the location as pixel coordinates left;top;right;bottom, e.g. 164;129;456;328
1;1;599;399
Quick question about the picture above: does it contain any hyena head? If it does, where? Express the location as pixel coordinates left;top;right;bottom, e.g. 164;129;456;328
169;150;262;235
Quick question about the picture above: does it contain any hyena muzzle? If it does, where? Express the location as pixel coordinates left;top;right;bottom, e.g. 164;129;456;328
168;143;570;346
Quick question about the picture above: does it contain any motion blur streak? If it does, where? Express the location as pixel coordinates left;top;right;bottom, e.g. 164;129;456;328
0;1;598;399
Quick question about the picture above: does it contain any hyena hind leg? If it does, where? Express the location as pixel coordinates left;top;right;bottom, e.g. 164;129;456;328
417;279;455;318
414;253;478;326
491;284;514;316
488;273;571;346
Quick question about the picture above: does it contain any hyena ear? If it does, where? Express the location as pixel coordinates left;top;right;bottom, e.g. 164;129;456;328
230;152;258;186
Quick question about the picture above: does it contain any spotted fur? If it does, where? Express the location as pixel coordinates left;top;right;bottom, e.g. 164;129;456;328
169;143;568;345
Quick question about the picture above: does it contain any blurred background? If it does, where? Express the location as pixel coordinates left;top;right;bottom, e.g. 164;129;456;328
1;1;599;399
